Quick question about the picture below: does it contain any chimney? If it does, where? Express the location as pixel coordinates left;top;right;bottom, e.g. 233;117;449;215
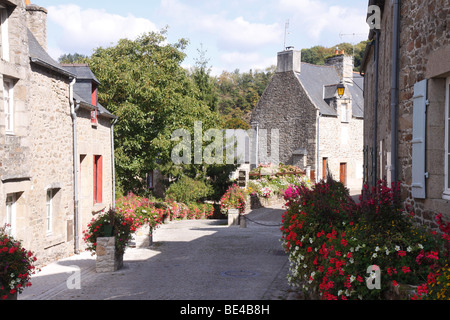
26;4;48;51
276;47;301;73
325;52;354;83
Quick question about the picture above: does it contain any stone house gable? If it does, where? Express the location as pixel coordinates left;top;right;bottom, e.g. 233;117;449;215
0;1;116;266
251;49;364;191
360;0;450;226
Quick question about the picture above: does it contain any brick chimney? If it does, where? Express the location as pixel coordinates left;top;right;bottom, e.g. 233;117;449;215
26;4;48;51
276;47;301;73
325;52;354;83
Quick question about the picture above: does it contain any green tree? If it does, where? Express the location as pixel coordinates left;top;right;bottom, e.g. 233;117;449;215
87;31;221;195
58;53;88;64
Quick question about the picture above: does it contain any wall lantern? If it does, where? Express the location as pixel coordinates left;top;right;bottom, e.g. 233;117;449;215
337;82;345;98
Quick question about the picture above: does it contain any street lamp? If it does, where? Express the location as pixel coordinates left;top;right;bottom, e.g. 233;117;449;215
337;82;345;98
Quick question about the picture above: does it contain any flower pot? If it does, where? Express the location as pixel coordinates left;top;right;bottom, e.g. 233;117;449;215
96;236;123;272
103;225;113;237
134;224;153;248
228;208;240;226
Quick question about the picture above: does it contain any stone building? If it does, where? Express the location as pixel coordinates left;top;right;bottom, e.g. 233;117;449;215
251;48;364;191
360;0;450;225
0;0;116;266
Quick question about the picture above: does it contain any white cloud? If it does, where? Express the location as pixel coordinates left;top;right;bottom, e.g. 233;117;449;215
160;0;282;52
279;0;369;46
47;4;158;54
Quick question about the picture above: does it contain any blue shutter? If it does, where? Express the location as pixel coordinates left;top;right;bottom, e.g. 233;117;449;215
411;79;428;199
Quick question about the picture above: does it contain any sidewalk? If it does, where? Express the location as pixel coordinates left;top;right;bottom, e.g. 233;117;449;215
19;204;299;300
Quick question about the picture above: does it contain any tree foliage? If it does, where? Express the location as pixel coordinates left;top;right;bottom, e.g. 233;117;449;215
301;41;369;71
86;31;221;195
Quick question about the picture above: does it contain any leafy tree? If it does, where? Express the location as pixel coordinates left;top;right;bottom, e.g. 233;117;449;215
58;53;88;64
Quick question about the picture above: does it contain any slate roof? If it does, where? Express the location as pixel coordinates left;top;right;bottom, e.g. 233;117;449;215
296;63;364;118
28;29;75;78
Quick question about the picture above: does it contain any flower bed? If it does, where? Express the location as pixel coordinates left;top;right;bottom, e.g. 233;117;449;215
281;178;450;300
1;226;38;300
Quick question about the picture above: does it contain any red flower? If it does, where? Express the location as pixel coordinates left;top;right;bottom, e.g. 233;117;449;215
398;250;406;257
392;280;398;287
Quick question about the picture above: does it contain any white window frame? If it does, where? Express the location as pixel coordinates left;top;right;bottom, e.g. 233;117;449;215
444;77;450;198
46;189;53;235
4;78;13;134
6;193;16;238
0;7;9;62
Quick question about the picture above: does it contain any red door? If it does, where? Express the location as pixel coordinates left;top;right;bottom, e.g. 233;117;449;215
340;163;347;186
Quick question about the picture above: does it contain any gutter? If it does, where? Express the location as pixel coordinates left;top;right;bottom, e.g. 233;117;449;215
391;0;401;183
372;30;380;187
69;77;81;254
111;118;118;206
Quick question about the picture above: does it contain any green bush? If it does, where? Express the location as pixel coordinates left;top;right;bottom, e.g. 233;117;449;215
165;176;213;204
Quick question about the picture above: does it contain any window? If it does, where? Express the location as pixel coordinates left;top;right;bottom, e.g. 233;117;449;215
5;193;16;238
46;189;53;235
0;7;9;61
93;155;103;204
91;83;97;106
445;77;450;196
4;78;13;134
90;109;97;124
340;163;347;186
341;103;348;122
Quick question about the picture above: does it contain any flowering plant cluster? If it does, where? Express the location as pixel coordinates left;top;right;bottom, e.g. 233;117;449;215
115;193;164;230
248;172;312;200
220;184;247;214
0;226;38;299
281;178;449;300
83;208;135;256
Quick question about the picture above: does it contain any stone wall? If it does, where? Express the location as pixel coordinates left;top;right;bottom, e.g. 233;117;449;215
362;0;450;227
76;107;114;252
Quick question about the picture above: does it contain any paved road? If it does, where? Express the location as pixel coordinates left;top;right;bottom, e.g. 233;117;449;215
19;204;302;301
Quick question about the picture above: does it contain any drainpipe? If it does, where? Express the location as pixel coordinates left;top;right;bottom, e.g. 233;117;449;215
316;111;321;183
391;0;401;183
111;118;118;207
69;77;80;254
372;29;380;187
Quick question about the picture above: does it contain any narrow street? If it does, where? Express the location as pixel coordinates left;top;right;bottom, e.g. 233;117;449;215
20;204;301;301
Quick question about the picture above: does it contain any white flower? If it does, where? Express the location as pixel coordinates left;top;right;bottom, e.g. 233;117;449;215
395;245;400;251
418;244;424;249
349;258;354;264
350;275;356;283
309;238;313;244
407;246;412;252
372;253;377;259
385;249;390;255
375;246;380;252
338;290;343;296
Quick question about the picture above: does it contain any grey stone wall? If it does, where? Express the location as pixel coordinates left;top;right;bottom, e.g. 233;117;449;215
251;71;318;170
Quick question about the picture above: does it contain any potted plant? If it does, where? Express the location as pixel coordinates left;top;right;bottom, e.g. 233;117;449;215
0;225;38;300
83;208;134;272
220;184;247;226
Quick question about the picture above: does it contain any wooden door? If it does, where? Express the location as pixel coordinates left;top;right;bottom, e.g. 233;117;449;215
340;163;347;186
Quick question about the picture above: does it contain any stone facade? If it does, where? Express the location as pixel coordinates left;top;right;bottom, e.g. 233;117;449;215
361;0;450;227
0;1;115;266
251;49;364;191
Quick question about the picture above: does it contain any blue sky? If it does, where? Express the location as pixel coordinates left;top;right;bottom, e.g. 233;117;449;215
34;0;370;75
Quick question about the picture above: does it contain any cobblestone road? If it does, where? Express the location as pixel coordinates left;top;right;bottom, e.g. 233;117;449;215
20;204;302;301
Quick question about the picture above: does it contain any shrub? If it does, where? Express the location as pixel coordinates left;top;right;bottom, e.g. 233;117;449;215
165;176;213;204
281;178;449;300
0;226;38;299
115;193;164;230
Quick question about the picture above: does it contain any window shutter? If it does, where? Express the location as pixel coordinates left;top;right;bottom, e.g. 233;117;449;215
411;79;428;199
